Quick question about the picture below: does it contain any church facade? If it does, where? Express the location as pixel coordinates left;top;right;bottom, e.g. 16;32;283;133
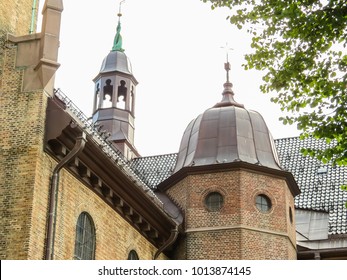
1;0;346;260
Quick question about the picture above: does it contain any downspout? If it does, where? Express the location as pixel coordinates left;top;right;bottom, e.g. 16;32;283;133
45;132;87;260
29;0;38;34
153;225;179;260
314;251;321;260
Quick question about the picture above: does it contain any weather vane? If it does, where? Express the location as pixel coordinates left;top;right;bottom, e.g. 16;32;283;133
118;0;126;19
221;43;234;83
112;0;126;52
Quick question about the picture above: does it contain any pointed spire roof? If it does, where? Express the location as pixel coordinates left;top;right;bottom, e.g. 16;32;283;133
112;20;124;52
95;1;137;81
214;54;244;108
112;2;125;52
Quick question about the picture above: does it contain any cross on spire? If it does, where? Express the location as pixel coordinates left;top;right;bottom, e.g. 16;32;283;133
220;43;233;82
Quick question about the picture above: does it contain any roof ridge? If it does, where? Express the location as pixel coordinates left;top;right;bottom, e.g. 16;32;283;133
132;153;178;160
274;135;301;141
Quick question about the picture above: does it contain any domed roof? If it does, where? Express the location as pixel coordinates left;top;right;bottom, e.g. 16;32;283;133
174;64;281;173
98;18;133;76
99;51;133;75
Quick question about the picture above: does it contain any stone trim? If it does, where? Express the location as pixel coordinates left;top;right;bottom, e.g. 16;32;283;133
186;225;297;250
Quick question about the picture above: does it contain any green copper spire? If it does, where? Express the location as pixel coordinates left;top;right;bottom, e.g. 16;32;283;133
112;20;124;52
112;1;125;52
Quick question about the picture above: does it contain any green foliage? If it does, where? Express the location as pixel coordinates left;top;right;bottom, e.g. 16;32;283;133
203;0;347;167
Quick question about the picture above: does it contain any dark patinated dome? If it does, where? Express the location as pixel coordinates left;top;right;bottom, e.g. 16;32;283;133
174;67;281;173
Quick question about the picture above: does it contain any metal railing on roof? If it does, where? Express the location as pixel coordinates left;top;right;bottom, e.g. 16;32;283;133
53;88;163;206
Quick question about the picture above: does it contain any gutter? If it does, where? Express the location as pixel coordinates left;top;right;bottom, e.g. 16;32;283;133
298;247;347;260
45;132;87;260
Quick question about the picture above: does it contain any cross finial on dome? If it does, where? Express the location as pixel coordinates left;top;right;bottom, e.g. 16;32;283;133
221;43;233;83
224;60;231;83
112;0;126;52
214;43;244;108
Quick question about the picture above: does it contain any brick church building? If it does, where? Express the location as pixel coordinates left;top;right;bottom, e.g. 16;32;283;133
1;0;346;260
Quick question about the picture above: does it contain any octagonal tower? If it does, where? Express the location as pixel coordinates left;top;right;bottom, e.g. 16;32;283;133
159;61;300;260
92;12;139;160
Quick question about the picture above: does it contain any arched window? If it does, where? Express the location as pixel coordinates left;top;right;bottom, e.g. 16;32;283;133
102;79;113;108
127;250;139;260
116;80;127;109
74;212;96;260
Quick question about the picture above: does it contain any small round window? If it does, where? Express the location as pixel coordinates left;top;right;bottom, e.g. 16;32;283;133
255;194;272;213
205;192;224;211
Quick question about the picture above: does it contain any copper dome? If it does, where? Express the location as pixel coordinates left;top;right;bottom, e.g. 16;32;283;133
174;76;282;172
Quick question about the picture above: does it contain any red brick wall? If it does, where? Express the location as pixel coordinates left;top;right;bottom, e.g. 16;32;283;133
166;168;297;259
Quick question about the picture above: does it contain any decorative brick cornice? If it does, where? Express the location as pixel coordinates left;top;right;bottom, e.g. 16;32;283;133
158;161;300;197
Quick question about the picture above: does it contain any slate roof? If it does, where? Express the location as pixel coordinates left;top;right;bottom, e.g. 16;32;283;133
130;153;178;189
275;137;347;236
130;137;347;236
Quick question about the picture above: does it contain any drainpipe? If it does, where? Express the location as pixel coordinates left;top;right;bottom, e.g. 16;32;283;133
153;225;179;260
45;132;87;260
29;0;38;34
314;251;321;260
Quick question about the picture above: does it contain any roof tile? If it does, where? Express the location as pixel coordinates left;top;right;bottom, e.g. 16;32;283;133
130;137;347;235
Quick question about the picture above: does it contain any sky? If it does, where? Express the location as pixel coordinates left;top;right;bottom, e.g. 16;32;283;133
38;0;300;156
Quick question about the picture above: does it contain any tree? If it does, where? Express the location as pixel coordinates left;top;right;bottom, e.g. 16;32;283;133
202;0;347;167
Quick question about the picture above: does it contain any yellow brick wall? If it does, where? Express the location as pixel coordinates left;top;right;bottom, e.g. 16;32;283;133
0;36;48;259
27;152;53;259
0;3;164;259
0;0;37;35
50;168;165;260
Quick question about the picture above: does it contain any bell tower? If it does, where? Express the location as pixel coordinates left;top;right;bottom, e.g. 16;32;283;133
92;7;139;160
